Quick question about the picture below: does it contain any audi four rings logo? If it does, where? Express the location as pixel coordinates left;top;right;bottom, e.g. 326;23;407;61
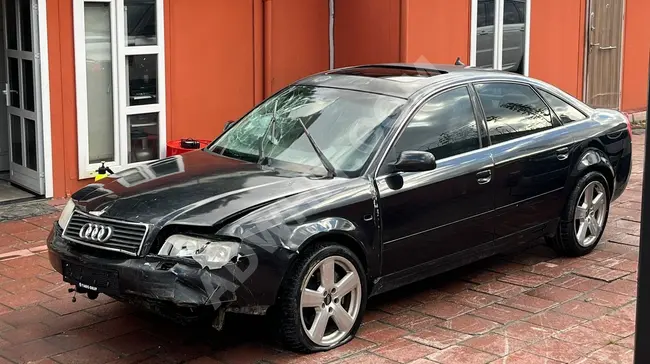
78;223;113;243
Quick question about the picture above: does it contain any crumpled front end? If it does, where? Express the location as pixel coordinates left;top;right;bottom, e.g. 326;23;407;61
47;224;292;323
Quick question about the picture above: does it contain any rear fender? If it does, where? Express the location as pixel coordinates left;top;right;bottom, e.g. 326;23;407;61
568;148;615;195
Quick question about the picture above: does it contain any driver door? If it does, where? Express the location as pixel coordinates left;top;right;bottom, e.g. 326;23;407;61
377;86;495;275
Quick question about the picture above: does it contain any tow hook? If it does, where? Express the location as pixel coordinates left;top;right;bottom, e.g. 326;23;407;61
68;285;99;302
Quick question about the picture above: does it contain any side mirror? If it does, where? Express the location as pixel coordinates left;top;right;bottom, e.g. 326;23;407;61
393;151;436;173
223;120;235;132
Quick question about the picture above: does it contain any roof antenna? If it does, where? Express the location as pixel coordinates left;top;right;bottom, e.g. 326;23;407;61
454;57;465;66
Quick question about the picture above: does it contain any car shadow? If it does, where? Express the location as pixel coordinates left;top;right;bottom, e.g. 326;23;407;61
119;239;556;357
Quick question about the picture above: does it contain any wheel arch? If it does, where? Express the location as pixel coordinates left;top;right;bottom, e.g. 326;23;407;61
548;154;613;257
301;232;369;273
569;145;616;196
276;230;372;302
273;230;370;352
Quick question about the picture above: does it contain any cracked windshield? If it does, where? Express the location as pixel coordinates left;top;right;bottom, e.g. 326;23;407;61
209;86;405;176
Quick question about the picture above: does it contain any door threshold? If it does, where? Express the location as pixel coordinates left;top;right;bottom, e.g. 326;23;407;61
0;180;42;206
0;195;42;207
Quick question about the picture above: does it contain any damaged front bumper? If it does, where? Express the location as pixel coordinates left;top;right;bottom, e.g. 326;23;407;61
47;224;289;321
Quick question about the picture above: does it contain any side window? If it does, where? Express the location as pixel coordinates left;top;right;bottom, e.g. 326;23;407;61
538;89;587;124
381;87;481;173
474;82;555;144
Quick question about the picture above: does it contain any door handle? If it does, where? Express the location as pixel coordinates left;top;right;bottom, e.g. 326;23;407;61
476;170;492;185
599;45;617;50
2;83;17;107
556;147;570;161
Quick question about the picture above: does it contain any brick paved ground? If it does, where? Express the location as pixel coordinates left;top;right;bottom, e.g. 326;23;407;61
0;135;644;364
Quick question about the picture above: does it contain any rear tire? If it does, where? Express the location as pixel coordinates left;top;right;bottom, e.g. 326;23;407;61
277;243;367;353
547;171;610;256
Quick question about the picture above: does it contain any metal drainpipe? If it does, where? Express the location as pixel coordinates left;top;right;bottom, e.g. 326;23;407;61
329;0;335;70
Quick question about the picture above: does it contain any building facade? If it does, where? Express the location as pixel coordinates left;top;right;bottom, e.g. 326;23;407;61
0;0;647;199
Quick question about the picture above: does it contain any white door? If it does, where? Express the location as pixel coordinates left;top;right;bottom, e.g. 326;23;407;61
3;0;44;194
472;0;529;75
0;13;7;172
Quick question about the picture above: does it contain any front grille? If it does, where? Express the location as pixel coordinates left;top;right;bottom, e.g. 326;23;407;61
63;211;149;256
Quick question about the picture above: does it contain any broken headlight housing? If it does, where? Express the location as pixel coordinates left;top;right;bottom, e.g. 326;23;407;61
58;200;76;230
158;235;240;269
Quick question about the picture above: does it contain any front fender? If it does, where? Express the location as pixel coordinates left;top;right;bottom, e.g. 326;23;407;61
215;179;378;306
287;217;366;251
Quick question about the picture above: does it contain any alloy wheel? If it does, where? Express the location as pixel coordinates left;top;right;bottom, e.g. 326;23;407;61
574;180;607;247
299;255;362;347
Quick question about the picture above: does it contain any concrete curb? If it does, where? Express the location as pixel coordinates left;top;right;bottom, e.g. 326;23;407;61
625;110;647;123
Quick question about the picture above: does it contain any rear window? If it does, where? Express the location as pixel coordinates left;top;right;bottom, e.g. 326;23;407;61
474;82;556;145
538;89;587;124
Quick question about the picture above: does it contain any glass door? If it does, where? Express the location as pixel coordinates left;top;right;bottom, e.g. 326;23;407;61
472;0;529;75
3;0;44;194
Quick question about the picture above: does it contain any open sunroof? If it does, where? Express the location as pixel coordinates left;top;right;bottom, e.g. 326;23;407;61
329;65;447;79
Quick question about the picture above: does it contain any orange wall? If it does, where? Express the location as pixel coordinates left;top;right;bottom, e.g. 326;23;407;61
264;0;330;95
47;0;63;197
400;0;471;64
166;0;257;141
48;0;262;197
529;0;586;99
48;0;83;197
48;0;329;198
334;0;401;67
44;0;648;198
621;0;650;112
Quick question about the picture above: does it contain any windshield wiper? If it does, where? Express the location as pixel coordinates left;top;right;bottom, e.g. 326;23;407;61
258;98;280;165
295;118;336;178
257;96;335;178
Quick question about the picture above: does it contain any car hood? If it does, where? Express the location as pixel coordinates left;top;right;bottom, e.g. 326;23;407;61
71;151;347;227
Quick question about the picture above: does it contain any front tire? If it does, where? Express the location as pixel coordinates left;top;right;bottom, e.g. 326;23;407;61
277;243;367;353
548;171;610;256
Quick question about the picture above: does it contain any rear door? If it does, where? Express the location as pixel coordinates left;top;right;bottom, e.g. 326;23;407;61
473;82;574;243
377;85;495;275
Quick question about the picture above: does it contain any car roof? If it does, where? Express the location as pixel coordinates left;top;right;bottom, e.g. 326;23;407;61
296;63;518;99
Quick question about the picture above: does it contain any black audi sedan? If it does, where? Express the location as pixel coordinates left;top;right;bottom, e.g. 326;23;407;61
48;63;632;353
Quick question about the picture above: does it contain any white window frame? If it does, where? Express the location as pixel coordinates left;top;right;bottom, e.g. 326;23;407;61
73;0;166;179
470;0;531;75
